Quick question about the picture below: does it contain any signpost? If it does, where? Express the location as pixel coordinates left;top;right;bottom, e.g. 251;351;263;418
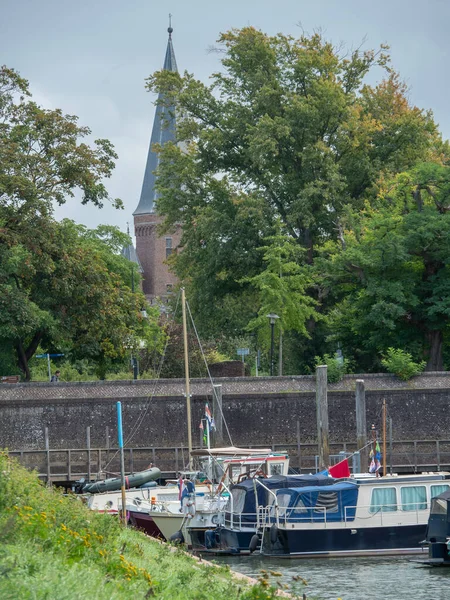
237;348;250;363
35;353;65;381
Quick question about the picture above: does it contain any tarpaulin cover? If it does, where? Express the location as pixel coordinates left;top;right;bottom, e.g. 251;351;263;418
426;490;450;542
227;475;336;523
276;481;359;522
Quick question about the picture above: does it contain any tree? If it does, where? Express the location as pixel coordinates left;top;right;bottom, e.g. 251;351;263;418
324;163;450;371
147;28;443;356
0;66;163;379
0;218;162;379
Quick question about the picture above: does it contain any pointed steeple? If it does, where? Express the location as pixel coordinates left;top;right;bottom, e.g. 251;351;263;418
121;222;143;271
133;23;178;216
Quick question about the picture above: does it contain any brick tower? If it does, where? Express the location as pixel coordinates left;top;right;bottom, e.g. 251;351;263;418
133;24;181;303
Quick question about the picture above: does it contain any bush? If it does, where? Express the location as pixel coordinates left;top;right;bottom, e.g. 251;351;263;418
314;353;349;383
381;348;426;381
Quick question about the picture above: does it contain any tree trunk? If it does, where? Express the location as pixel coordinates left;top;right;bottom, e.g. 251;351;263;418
425;330;443;371
16;331;43;381
16;341;31;381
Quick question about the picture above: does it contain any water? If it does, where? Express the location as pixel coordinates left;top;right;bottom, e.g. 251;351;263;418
215;554;450;600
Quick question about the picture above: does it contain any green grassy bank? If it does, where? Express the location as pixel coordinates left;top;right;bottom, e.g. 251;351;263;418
0;453;294;600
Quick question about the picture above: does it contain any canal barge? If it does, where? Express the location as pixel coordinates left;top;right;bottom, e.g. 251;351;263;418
259;472;450;557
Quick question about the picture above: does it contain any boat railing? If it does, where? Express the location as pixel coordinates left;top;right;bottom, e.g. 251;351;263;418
224;511;259;530
256;500;430;528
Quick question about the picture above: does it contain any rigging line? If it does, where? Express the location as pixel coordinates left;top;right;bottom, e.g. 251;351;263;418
100;291;182;474
185;299;234;447
124;290;182;447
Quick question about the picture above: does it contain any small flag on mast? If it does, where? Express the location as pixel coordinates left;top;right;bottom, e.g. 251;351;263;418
205;403;216;431
369;441;381;473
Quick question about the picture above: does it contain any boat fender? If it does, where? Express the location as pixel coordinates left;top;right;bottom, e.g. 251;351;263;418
169;530;185;545
185;500;196;517
270;524;279;544
249;534;259;553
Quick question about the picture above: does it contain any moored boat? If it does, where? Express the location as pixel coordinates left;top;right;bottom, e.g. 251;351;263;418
415;488;450;566
79;467;161;494
259;472;450;557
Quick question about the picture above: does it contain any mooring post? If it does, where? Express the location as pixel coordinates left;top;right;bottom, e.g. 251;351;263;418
296;420;302;473
355;379;368;472
315;365;329;470
86;426;91;483
213;384;223;445
45;427;50;485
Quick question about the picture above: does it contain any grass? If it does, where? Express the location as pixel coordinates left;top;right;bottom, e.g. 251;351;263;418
0;452;292;599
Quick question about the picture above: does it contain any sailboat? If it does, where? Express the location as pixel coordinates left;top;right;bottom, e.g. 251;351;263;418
126;289;291;541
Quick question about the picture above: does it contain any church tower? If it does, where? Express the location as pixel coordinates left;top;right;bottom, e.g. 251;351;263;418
133;24;181;303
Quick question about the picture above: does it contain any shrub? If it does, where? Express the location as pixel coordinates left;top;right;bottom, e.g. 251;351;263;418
381;348;426;381
314;353;349;383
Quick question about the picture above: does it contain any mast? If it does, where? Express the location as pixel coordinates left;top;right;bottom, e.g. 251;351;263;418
181;288;193;469
382;399;387;477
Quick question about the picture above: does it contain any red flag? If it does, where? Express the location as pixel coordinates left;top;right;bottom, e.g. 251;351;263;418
329;458;350;478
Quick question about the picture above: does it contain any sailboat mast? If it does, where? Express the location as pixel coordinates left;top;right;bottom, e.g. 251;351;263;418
382;399;387;477
181;288;193;469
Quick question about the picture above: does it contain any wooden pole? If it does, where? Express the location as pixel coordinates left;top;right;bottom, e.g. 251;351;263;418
45;427;50;485
86;426;91;483
296;420;302;473
382;399;387;477
213;384;223;445
355;379;367;472
181;288;193;470
315;365;329;470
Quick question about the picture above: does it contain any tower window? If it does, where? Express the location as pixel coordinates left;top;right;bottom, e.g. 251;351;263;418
165;237;173;259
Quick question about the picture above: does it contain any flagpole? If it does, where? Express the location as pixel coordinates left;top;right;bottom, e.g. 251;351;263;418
181;287;193;470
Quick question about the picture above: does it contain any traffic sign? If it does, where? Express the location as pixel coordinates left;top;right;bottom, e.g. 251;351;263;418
237;348;250;356
35;353;64;358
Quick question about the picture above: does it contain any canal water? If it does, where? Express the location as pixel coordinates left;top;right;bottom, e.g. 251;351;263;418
216;554;450;600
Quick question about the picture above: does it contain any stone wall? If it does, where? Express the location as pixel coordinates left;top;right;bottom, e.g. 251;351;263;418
0;373;449;451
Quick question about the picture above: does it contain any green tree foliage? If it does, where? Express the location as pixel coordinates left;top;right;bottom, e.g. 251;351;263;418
146;28;443;370
323;163;450;371
0;66;162;380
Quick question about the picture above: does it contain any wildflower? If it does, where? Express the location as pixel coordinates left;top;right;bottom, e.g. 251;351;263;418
61;524;67;531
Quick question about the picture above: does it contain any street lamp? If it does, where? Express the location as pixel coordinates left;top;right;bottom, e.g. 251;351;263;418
266;313;279;376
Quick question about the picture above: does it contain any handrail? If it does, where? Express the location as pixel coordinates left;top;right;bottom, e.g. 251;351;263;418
253;478;280;526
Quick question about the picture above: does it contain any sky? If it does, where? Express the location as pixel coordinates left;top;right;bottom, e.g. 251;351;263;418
2;0;450;235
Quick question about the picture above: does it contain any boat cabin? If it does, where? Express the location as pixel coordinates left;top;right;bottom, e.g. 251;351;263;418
276;482;359;523
225;474;336;528
423;489;450;565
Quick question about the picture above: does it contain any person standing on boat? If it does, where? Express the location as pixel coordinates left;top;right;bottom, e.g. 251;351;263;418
179;475;196;516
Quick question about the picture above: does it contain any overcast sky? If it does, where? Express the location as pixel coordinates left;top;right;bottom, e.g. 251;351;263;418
2;0;450;234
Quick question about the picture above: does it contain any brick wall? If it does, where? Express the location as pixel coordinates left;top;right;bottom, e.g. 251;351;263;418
134;213;181;300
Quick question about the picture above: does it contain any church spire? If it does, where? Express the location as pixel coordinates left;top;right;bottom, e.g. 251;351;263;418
133;23;178;216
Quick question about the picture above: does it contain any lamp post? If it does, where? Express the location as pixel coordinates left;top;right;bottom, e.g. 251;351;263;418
266;313;279;376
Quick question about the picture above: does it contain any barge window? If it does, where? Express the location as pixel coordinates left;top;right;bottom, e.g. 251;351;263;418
229;488;246;514
431;485;450;498
400;486;427;511
370;487;397;512
277;492;293;518
430;498;448;515
269;463;284;476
